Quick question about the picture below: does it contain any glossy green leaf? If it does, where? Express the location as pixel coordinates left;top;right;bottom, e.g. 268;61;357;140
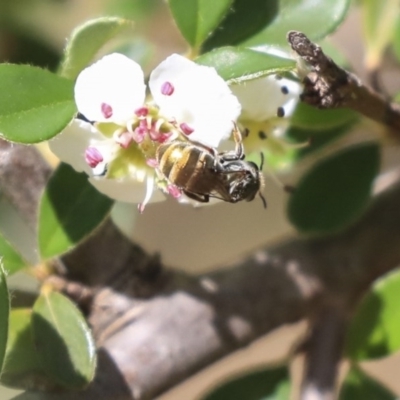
105;0;159;19
241;0;350;48
0;233;27;275
345;269;400;361
196;47;295;83
362;0;398;69
202;0;278;52
1;309;50;389
38;163;114;259
339;366;396;400
0;64;76;143
0;263;9;374
288;143;380;234
31;291;96;389
201;365;290;400
168;0;233;48
291;103;358;131
287;124;354;161
60;17;135;80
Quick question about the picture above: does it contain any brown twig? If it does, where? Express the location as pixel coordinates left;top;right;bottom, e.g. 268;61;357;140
300;307;347;400
287;31;400;133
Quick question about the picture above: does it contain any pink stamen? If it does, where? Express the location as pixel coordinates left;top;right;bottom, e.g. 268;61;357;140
85;147;103;168
132;127;145;143
149;130;160;142
167;184;182;199
149;125;172;144
115;131;133;149
157;133;172;143
101;103;113;119
146;158;158;168
139;119;148;129
180;123;194;135
161;81;174;96
138;203;145;214
135;107;149;117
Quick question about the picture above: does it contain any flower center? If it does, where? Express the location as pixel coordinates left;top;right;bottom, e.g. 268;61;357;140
114;131;133;148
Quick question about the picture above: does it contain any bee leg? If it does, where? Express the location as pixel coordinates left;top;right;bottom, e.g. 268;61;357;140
219;123;245;161
232;123;245;159
183;191;209;203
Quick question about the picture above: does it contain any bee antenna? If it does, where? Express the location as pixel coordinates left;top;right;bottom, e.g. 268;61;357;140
259;191;267;209
259;151;265;171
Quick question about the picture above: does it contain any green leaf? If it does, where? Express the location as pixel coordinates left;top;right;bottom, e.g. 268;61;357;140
196;47;295;83
1;309;50;389
290;103;358;131
60;17;135;80
0;64;76;143
288;143;380;234
168;0;233;48
0;233;27;275
31;291;96;389
202;0;278;52
362;0;398;69
339;366;396;400
201;365;290;400
287;124;354;161
38;163;114;259
0;263;9;374
345;269;400;360
241;0;350;48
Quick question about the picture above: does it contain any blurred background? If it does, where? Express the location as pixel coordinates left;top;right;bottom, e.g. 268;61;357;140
0;1;400;399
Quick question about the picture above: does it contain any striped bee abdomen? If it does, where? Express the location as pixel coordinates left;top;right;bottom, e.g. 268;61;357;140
157;142;211;188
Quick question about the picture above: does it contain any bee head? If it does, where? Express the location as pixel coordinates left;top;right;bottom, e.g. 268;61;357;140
224;160;263;203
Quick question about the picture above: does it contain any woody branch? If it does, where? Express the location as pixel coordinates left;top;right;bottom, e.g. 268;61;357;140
287;30;400;134
2;141;400;399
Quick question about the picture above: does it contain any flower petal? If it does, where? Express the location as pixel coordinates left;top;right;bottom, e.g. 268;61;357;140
49;119;116;175
149;54;241;148
231;75;301;121
89;176;165;204
75;53;146;124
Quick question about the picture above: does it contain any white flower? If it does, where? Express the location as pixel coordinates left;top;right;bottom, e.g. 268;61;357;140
149;55;240;147
232;75;300;135
74;53;241;147
50;120;165;204
50;53;241;211
231;74;302;170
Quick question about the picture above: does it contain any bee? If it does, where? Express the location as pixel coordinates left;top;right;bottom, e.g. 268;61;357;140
156;125;267;207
